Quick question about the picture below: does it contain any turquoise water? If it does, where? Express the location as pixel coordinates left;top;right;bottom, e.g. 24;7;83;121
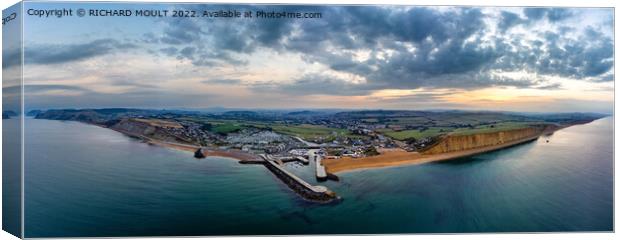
24;117;613;237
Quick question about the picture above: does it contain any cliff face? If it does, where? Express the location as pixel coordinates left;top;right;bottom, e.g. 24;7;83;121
110;118;191;144
421;127;543;155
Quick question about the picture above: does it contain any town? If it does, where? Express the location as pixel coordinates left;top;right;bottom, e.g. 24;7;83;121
33;108;606;164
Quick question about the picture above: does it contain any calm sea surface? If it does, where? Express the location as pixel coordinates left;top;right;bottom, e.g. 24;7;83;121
23;117;613;237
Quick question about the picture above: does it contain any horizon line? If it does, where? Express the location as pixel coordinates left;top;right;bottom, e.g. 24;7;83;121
22;107;613;115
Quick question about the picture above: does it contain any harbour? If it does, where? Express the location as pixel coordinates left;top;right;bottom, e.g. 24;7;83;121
199;147;337;202
22;117;613;236
260;154;338;203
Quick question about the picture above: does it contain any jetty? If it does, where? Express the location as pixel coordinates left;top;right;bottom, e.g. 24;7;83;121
315;157;327;181
260;154;338;203
224;152;336;202
308;150;327;181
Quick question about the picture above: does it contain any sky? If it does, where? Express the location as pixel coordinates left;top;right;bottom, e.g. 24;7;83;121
5;3;615;113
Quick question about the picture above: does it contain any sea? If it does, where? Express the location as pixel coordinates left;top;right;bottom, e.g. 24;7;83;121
15;117;613;237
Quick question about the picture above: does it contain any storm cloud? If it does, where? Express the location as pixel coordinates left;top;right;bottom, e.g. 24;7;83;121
20;4;613;112
134;6;613;94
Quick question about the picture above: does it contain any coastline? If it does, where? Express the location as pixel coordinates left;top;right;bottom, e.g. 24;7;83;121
46;118;592;173
323;121;594;174
110;126;259;161
323;132;543;174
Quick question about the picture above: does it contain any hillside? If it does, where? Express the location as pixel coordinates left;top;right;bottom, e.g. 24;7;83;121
109;118;193;144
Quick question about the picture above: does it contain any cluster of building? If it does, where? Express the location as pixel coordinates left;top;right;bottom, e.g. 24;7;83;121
166;120;224;146
225;129;302;154
145;114;442;160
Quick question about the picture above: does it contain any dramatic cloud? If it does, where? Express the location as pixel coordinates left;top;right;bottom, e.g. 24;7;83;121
133;6;612;94
524;8;573;22
20;4;614;113
255;74;371;96
24;39;136;65
498;11;524;32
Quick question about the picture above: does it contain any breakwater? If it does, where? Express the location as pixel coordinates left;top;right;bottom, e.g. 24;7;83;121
261;155;339;203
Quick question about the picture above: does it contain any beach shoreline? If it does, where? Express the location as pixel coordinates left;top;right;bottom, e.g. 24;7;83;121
323;133;544;174
83;119;587;174
323;121;592;174
322;121;593;174
110;126;259;161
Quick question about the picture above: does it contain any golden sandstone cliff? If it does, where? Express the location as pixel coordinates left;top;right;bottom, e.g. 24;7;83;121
323;126;557;174
421;127;545;155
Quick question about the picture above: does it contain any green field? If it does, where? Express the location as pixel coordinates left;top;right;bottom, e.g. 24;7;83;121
180;116;358;141
451;122;533;135
378;122;537;140
378;127;449;140
177;115;541;141
271;124;351;141
211;123;243;134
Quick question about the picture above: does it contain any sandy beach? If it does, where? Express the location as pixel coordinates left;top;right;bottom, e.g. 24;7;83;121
107;121;576;172
147;140;260;161
323;134;542;174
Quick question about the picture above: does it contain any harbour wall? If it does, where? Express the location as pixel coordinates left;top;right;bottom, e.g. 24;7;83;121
262;158;338;203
